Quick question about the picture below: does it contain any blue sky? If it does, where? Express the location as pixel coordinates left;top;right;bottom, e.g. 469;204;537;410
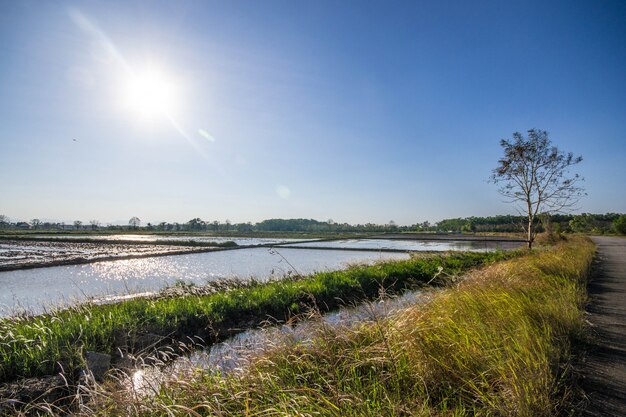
1;0;625;225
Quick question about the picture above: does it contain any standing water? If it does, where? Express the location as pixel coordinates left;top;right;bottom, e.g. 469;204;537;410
0;247;409;316
128;289;430;396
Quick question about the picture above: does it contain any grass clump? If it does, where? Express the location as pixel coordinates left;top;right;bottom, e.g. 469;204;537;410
0;251;512;384
85;237;593;416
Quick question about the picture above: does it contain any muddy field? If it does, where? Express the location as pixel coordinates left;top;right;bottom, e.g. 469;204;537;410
0;240;213;271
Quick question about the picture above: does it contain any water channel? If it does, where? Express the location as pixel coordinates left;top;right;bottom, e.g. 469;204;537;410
129;289;429;396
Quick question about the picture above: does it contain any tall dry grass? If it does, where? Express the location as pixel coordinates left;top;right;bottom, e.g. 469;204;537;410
59;237;594;417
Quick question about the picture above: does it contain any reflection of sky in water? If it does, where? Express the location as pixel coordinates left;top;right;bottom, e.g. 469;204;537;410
0;248;408;316
196;290;427;372
35;234;311;246
128;290;428;396
284;239;521;252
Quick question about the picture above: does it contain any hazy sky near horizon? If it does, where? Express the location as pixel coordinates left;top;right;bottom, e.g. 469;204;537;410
1;0;625;225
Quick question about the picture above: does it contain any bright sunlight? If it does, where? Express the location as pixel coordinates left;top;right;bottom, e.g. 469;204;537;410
120;67;179;121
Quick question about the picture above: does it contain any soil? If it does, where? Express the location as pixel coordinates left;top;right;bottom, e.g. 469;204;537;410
581;236;626;416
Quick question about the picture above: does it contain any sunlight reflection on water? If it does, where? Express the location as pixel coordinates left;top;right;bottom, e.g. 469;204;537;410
284;238;521;252
0;248;409;316
37;234;311;246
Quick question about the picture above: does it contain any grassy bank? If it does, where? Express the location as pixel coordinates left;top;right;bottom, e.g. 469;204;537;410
85;236;593;416
0;251;512;384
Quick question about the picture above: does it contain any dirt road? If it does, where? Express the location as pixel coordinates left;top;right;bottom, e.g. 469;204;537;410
582;236;626;416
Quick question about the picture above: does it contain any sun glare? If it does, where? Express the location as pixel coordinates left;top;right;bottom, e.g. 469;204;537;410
121;67;179;121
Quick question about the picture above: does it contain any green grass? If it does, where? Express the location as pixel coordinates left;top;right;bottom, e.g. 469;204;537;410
84;236;594;416
0;251;513;384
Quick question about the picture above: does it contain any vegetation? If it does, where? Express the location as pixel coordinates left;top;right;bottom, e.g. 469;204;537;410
77;236;594;416
0;251;513;384
2;213;624;235
0;217;410;234
436;213;624;235
490;129;584;249
612;214;626;235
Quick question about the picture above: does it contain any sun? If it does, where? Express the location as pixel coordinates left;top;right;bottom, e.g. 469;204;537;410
121;67;179;121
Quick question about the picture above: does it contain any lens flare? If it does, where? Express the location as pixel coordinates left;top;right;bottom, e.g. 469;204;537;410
276;185;291;200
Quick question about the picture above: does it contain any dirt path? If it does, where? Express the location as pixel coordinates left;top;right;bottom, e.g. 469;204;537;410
581;236;626;416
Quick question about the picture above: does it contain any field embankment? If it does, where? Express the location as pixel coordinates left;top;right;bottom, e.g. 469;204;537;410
78;236;594;416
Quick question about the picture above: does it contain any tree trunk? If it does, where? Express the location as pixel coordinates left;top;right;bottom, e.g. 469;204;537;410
527;218;534;249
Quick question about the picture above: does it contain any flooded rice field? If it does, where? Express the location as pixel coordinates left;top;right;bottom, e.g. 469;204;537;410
0;247;409;316
25;234;312;246
282;238;522;251
0;235;519;317
0;240;203;270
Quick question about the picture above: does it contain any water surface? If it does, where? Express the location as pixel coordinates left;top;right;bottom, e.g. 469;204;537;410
30;234;311;246
128;289;429;395
282;238;521;251
0;248;408;316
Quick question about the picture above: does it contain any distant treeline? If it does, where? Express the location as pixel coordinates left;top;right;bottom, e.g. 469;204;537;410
435;213;626;235
1;213;624;234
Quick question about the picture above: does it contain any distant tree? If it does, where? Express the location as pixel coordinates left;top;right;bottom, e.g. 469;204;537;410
212;220;219;232
129;217;141;230
89;220;100;230
186;218;205;231
490;129;584;249
73;220;83;230
225;219;231;232
0;215;10;229
461;221;476;233
614;215;626;235
569;214;596;233
31;219;42;229
437;218;465;232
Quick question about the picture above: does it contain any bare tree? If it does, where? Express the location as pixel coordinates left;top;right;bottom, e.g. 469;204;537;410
31;219;42;229
490;129;584;249
73;220;83;230
89;220;100;230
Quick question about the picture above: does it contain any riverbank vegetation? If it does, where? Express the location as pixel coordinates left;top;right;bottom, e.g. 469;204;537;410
0;251;513;385
79;236;593;416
